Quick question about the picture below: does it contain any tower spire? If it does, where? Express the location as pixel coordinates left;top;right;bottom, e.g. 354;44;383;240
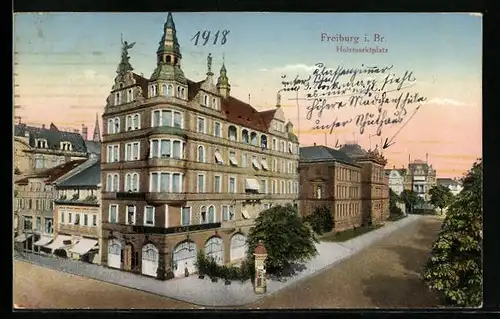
150;12;186;82
92;113;101;143
216;54;231;98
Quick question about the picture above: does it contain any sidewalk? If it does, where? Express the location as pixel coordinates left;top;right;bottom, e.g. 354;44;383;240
15;215;422;307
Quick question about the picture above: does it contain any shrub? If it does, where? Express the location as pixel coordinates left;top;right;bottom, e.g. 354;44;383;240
303;206;333;235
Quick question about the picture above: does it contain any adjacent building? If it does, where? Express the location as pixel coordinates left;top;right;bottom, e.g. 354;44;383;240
14;122;88;180
338;144;389;225
406;156;437;201
385;167;406;196
51;157;101;263
299;145;363;232
14;159;87;250
100;13;299;279
437;178;463;196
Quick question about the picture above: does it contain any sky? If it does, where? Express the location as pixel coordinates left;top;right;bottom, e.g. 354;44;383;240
13;12;482;178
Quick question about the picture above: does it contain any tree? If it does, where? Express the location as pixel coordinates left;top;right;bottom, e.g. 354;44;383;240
429;185;454;214
303;206;333;235
400;189;419;214
422;159;482;307
246;204;318;275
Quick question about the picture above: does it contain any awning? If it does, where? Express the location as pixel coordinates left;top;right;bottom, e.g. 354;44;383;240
252;158;261;170
14;234;32;243
33;236;53;246
215;152;224;164
70;238;98;255
242;209;251;219
229;155;238;166
44;235;72;251
261;160;269;170
245;178;259;191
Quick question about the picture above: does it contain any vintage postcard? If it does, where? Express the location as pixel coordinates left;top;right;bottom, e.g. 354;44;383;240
13;12;483;309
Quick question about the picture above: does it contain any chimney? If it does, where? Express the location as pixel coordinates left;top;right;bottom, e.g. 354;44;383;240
408;154;411;163
313;142;317;146
41;124;45;129
426;153;429;163
81;124;88;140
393;165;395;169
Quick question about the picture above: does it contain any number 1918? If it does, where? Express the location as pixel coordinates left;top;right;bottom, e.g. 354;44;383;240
191;30;230;46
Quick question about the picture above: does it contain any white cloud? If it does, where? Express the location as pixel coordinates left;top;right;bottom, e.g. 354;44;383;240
259;64;317;73
427;98;467;106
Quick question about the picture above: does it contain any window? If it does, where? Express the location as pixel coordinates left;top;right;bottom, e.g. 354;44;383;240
272;159;277;172
250;132;258;145
151;109;183;128
74;214;80;225
92;215;97;226
68;213;72;225
203;95;209;106
125;142;140;161
197;117;206;133
197;145;205;162
106;173;120;192
214;122;221;137
272;180;277;194
259;180;267;194
109;204;118;223
241;153;247;168
272;138;277;150
125;205;136;225
150;139;183;159
261;135;268;149
280;141;285;152
197;174;205;193
127;89;134;102
281;180;285;194
150;172;182;193
229;151;237;166
162;84;173;96
222;205;229;221
60;142;72;151
144;206;155;226
181;207;191;226
126;114;140;131
44;218;53;234
314;185;323;199
150;84;158;96
242;130;249;144
125;173;139;192
23;216;32;230
214;150;224;164
60;211;65;224
177;86;181;98
111;118;120;134
84;214;88;226
200;206;207;223
214;175;221;193
208;206;215;223
229;177;236;193
34;157;44;169
115;92;121;105
281;160;286;173
106;144;120;162
228;126;237;141
35;217;41;231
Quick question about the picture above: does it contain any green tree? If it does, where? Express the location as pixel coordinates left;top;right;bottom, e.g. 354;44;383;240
303;206;333;235
422;159;482;307
400;189;419;214
246;204;318;275
429;185;454;214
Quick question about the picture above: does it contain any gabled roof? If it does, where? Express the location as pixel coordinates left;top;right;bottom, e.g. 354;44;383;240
132;73;149;95
14;123;87;153
56;160;101;188
15;159;87;185
299;145;358;166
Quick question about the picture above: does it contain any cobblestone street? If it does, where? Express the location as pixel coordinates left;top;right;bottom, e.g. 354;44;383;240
14;215;442;309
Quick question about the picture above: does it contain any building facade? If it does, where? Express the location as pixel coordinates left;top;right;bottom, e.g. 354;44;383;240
406;158;437;201
385;167;406;196
14;159;87;250
100;13;300;279
338;144;389;225
299;145;363;232
51;157;101;264
14;122;88;180
437;178;463;196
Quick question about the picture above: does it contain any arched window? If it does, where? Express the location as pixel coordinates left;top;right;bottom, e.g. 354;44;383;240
200;206;207;223
167;85;173;96
208;206;215;223
228;126;237;141
242;130;249;144
177;86;181;97
162;84;168;96
260;135;268;149
112;174;119;192
107;119;113;134
250;132;258;145
106;174;112;191
203;95;209;106
113;118;120;133
181;88;185;98
197;145;205;162
133;114;140;130
115;92;121;106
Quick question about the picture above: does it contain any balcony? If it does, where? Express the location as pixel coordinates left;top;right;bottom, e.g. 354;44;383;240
116;192;146;201
132;222;221;235
145;192;187;204
148;158;187;169
149;126;187;138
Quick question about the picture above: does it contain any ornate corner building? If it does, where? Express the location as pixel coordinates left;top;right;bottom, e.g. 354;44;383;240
100;13;300;279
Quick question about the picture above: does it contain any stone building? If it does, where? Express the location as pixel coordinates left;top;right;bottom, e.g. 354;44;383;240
14;121;88;180
436;178;463;196
384;167;406;196
406;155;437;201
338;144;389;225
100;13;299;279
51;157;101;264
299;145;363;232
14;159;87;250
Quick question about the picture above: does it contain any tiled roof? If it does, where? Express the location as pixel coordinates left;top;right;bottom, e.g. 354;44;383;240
15;159;87;185
132;73;149;96
85;141;101;155
299;145;358;166
14;123;87;153
187;79;278;133
338;144;368;157
56;160;100;188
